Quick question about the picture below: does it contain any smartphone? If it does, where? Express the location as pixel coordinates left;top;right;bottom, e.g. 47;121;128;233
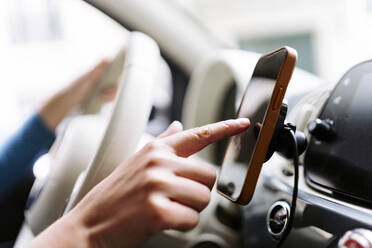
217;47;297;205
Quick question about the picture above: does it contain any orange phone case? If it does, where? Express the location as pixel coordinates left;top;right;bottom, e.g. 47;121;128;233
217;46;297;205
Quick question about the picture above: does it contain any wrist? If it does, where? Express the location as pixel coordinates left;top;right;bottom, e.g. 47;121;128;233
37;90;74;131
67;207;107;248
29;210;96;248
63;210;99;248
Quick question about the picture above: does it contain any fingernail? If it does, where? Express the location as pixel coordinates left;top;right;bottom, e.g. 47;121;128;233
237;118;250;125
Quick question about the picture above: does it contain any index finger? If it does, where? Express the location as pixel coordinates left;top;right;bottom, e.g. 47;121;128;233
162;118;250;157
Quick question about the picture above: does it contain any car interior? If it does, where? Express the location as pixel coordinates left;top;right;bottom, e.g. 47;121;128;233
1;0;372;248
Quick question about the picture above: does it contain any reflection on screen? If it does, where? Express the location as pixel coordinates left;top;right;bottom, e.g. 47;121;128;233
218;50;286;200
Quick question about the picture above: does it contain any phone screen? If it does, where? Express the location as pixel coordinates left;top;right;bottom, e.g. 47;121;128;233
217;49;287;201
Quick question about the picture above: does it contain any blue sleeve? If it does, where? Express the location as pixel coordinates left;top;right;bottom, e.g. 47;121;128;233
0;114;56;198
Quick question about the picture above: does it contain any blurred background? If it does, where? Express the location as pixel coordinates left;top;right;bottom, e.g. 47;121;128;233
1;0;372;144
0;0;127;143
184;0;372;78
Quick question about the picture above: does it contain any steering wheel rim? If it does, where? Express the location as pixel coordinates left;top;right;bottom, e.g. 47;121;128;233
23;32;160;236
65;32;160;212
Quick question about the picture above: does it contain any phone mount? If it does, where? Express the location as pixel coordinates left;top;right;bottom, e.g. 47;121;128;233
265;103;308;162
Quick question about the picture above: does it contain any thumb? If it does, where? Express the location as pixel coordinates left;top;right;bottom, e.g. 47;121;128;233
157;121;184;138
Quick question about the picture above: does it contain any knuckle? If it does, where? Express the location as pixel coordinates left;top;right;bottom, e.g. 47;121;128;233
143;170;153;183
144;140;163;152
221;120;233;130
147;153;167;168
145;193;157;210
146;195;168;231
194;126;213;143
144;171;166;190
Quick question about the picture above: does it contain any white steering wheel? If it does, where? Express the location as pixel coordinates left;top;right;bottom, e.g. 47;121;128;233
15;32;160;246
